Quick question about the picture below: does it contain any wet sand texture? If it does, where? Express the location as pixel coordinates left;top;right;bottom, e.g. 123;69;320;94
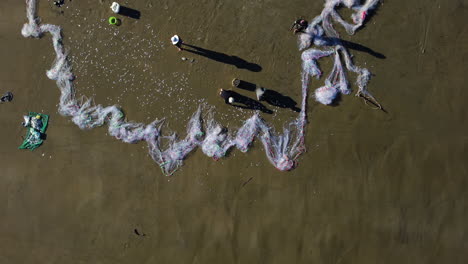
0;0;467;263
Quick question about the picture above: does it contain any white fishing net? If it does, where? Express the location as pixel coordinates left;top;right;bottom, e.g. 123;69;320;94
21;0;380;175
299;0;381;107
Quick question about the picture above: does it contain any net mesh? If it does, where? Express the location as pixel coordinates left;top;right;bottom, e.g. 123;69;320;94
299;0;381;106
21;0;380;175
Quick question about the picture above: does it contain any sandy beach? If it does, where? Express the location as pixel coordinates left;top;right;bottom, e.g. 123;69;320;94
0;0;467;263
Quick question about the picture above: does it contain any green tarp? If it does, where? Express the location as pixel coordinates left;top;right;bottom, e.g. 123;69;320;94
18;112;49;151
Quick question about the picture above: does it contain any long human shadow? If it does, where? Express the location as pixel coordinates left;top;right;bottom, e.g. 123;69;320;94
183;44;262;72
234;79;300;112
261;90;301;112
224;90;272;114
326;37;386;59
118;6;141;19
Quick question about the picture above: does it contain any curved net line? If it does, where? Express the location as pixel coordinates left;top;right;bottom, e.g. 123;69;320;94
21;0;380;175
300;0;381;107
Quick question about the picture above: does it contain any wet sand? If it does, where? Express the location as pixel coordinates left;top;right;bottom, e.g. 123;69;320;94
0;0;467;263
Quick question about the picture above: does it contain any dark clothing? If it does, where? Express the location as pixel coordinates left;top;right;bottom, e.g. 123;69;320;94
219;90;273;114
297;19;308;27
219;90;235;104
291;19;308;34
54;0;64;7
174;38;183;50
0;92;13;102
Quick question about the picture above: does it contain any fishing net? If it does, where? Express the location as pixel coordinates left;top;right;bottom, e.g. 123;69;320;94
21;0;380;174
299;0;381;107
18;112;49;151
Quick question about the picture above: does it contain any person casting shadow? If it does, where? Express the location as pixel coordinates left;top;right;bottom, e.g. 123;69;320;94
0;92;13;103
219;89;272;114
232;79;300;112
232;79;257;91
184;44;262;72
258;88;301;112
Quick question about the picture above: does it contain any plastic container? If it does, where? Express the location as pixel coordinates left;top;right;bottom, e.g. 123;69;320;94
108;16;120;26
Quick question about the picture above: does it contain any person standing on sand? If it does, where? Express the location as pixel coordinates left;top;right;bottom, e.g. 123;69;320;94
171;35;183;51
218;89;235;104
291;19;308;34
54;0;64;7
255;86;266;101
0;92;13;103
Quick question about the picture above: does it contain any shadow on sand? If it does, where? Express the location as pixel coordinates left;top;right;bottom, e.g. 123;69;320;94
327;37;386;59
183;44;262;72
234;79;300;112
118;6;141;19
225;90;272;114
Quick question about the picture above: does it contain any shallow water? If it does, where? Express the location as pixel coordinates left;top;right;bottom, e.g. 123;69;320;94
0;0;467;263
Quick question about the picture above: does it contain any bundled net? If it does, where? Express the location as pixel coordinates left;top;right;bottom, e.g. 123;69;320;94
299;0;382;107
21;0;380;175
